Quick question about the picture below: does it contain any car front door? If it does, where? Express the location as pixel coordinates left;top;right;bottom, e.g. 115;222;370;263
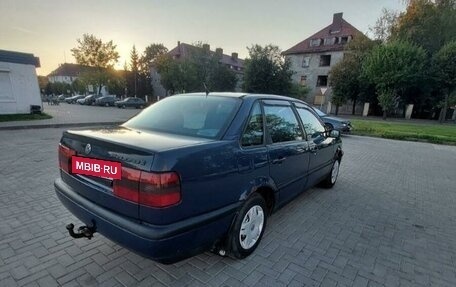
263;100;310;206
294;104;336;188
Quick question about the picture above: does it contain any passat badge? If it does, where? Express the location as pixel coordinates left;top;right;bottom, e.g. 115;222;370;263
85;143;92;155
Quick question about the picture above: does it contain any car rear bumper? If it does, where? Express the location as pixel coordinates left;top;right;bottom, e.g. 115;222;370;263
55;178;238;263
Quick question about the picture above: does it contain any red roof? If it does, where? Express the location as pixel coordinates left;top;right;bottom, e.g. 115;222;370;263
283;13;364;55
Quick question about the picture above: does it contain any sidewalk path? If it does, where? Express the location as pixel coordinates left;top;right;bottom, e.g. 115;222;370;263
0;103;141;130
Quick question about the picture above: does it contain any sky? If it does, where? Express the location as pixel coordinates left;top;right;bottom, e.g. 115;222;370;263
0;0;406;76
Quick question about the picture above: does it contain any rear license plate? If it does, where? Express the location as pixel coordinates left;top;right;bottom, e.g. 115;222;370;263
71;156;122;179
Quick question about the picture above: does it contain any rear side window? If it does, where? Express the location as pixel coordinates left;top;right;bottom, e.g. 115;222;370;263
296;108;325;140
124;95;241;139
264;105;303;143
241;102;263;147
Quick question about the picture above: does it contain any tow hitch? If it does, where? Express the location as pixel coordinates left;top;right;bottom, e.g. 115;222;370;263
66;222;96;239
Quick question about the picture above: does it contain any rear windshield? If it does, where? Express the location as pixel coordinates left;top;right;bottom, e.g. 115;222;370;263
123;95;241;139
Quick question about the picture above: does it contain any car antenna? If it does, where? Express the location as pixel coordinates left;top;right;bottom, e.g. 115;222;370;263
203;83;210;97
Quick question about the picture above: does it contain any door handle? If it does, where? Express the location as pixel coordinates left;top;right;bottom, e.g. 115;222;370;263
296;145;307;153
310;145;318;154
272;157;286;164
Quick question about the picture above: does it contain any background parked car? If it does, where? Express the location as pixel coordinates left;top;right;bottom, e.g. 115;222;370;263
115;97;146;109
65;95;85;104
77;94;98;105
95;95;117;107
313;108;352;132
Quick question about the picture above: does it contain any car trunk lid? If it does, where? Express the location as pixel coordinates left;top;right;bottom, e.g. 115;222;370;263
59;126;210;220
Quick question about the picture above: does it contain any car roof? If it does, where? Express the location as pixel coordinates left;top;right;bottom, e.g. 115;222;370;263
172;92;310;105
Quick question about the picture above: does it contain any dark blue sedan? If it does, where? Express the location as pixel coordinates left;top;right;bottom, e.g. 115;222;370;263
55;93;343;263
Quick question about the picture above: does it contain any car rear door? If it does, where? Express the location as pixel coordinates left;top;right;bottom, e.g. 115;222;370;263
263;100;310;206
294;104;336;188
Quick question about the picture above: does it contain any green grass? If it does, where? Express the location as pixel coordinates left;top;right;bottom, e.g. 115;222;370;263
351;119;456;145
0;113;52;122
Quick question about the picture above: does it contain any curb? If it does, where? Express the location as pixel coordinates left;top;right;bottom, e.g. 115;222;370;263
0;121;123;131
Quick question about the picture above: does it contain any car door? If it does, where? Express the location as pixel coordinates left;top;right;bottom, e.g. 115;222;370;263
263;100;310;206
294;104;336;188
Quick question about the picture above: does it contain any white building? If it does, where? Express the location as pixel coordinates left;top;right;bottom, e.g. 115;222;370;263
48;63;109;95
0;50;42;114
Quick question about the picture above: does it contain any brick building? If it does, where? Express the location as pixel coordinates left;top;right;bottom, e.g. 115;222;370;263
150;42;244;98
283;13;363;112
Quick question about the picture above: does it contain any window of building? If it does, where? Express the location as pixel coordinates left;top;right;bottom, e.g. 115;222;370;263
241;102;264;147
324;38;335;46
310;39;321;47
302;56;310;67
0;71;13;100
340;36;349;44
319;55;331;67
300;75;307;86
264;105;303;143
316;75;328;87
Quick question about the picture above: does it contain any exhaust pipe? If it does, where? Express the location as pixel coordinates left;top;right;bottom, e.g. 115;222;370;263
66;222;96;239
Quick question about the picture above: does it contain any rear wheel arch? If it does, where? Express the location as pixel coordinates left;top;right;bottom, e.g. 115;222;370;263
255;186;275;215
238;178;278;214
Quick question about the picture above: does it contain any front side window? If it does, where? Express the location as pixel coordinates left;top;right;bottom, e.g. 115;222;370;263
264;105;303;143
296;108;326;140
241;102;263;147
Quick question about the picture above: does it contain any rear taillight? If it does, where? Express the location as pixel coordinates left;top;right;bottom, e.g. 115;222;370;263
58;143;76;173
113;167;140;203
113;169;181;208
140;172;181;208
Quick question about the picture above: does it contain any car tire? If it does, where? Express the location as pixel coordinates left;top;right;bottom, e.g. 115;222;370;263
105;103;109;107
326;123;334;130
320;159;340;188
122;105;126;109
228;193;267;259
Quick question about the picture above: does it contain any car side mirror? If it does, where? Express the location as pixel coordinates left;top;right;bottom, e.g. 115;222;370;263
329;129;340;138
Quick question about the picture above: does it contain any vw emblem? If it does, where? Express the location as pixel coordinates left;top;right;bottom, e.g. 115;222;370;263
85;143;92;155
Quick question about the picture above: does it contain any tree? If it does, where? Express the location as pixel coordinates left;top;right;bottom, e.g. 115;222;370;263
155;44;237;94
362;41;427;119
289;84;310;101
433;40;456;122
329;56;360;115
391;0;456;55
71;78;86;95
243;44;294;95
137;44;168;98
130;45;139;97
369;8;399;43
330;35;377;115
139;44;168;73
207;63;237;92
155;56;199;94
106;70;127;97
37;76;48;93
71;34;120;94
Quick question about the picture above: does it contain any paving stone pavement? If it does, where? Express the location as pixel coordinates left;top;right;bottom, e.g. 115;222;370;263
1;128;455;287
